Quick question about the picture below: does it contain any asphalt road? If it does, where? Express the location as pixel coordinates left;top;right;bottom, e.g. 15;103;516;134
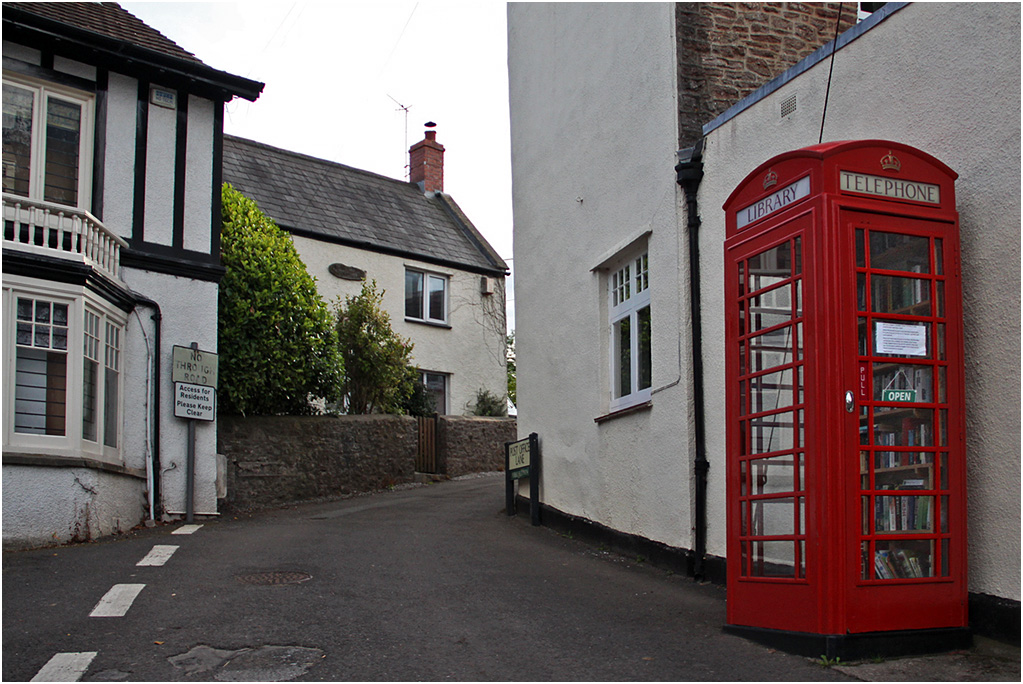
5;474;858;681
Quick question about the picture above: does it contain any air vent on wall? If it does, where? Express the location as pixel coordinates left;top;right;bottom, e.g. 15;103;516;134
781;94;797;118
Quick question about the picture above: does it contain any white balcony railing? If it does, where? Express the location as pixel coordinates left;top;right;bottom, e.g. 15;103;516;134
2;194;127;283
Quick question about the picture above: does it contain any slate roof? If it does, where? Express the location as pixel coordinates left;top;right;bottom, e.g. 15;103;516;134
3;2;263;102
4;2;200;62
222;136;508;276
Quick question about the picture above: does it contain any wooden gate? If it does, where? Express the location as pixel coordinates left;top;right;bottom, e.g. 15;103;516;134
416;415;438;473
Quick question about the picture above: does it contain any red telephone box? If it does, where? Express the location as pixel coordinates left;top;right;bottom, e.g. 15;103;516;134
722;141;969;658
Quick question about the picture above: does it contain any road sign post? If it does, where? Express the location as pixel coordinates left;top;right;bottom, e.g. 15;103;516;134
171;343;218;523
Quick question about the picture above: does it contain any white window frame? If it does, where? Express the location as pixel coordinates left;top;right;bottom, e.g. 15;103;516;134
2;279;125;464
420;370;449;415
2;72;94;211
405;268;449;325
607;250;652;412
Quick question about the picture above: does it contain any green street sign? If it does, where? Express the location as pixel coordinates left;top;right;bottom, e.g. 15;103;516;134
881;388;917;403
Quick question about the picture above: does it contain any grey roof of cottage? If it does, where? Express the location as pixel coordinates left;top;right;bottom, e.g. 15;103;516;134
4;2;200;62
3;2;263;101
222;136;508;276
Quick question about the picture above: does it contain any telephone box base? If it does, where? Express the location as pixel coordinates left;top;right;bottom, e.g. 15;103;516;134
723;624;972;660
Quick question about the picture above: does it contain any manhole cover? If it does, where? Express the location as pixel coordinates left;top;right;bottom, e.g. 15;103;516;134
235;571;312;586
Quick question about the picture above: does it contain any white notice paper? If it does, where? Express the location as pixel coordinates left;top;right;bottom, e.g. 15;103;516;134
875;322;928;357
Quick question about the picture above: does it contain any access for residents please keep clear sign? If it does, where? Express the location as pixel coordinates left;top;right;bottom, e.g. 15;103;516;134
174;383;215;421
171;345;218;421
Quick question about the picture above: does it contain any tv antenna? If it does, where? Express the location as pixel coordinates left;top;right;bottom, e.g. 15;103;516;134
388;94;412;179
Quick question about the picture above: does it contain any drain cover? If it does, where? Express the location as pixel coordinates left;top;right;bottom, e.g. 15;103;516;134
235;571;312;586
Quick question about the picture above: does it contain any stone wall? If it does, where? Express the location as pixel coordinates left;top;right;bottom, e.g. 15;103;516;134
437;416;518;477
676;2;856;147
219;415;417;510
218;414;518;509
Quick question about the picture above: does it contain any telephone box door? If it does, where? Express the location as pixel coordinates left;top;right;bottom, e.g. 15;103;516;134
843;210;966;633
725;208;823;632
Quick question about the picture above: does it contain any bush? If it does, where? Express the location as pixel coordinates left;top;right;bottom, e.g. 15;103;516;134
218;184;342;415
336;281;416;414
399;369;436;417
466;388;507;417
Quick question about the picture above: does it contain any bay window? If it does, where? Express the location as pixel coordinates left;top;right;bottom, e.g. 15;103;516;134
609;251;651;411
2;75;93;210
5;285;124;461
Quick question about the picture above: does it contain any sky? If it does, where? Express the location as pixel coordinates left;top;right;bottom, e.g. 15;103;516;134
120;1;516;326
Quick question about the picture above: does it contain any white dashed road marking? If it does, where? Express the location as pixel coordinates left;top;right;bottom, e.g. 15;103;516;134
171;524;203;535
89;584;145;617
136;544;179;566
30;652;97;682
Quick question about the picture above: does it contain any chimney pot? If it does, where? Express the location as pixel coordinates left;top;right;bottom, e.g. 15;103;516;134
409;126;445;193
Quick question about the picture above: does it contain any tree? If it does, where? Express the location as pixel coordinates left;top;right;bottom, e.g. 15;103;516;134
218;183;342;415
335;281;416;414
466;388;507;417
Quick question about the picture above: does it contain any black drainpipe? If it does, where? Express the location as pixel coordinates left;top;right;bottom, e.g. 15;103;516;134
132;293;163;520
675;140;708;580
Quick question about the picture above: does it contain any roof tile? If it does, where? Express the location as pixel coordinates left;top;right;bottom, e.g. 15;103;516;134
222;136;506;275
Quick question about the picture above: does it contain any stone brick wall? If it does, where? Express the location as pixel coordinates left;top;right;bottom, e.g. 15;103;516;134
676;2;856;147
436;416;518;477
218;414;518;509
218;415;417;510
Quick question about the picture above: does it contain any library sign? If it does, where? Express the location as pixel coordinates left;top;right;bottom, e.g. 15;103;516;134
172;345;218;421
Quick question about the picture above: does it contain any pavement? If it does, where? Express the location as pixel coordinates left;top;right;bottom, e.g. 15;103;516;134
3;473;1019;682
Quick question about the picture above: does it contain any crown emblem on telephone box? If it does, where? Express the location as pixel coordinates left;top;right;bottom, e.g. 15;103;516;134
880;150;902;172
763;168;779;189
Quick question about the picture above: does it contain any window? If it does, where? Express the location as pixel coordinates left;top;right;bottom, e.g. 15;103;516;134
421;371;448;415
405;269;448;324
14;297;69;435
609;251;651;411
5;287;124;460
2;75;93;209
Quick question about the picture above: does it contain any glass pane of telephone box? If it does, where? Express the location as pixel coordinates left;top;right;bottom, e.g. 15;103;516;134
749;284;793;333
869;232;930;273
749;541;798;578
874;495;934;532
875;540;934;579
873;406;934;447
871;274;931;315
748;326;794;372
873;364;933;402
873;321;931;359
749;411;796;454
873;452;934;490
750;367;795;412
748;242;793;292
749;455;799;494
750;498;798;536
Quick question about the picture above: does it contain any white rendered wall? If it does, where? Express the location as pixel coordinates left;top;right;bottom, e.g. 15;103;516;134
122;270;220;517
291;234;508;415
2;466;145;549
184;95;215;253
509;3;694;547
103;72;138;238
698;3;1021;600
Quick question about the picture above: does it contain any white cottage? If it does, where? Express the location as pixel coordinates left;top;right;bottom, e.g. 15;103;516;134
3;2;262;547
222;131;509;416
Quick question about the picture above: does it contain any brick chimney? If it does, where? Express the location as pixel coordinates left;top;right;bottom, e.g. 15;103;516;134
409;123;444;193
